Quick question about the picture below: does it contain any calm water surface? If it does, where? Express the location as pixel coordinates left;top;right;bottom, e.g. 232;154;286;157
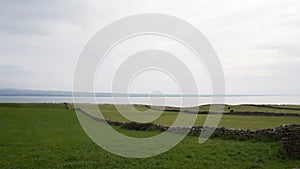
0;96;299;106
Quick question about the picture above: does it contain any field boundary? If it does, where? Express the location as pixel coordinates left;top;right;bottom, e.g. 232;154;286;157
75;107;299;142
245;104;300;111
146;105;300;117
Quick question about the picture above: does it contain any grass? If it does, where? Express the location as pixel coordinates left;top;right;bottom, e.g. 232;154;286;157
95;105;300;130
162;104;300;114
0;103;300;168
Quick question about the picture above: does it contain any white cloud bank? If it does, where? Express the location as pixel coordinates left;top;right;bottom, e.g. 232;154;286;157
0;0;300;95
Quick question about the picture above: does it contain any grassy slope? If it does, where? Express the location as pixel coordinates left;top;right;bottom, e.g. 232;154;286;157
1;104;300;168
97;105;300;130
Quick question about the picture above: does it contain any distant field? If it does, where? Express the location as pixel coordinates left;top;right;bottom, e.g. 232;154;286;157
0;103;300;168
161;104;300;114
95;104;300;130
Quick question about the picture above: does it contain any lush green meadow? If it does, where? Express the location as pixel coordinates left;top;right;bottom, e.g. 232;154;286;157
1;103;300;168
161;104;300;114
96;105;300;130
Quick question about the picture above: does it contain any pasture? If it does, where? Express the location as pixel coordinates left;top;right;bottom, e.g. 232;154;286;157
0;103;300;168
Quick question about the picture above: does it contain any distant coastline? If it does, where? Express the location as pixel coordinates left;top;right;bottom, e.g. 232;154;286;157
0;88;298;97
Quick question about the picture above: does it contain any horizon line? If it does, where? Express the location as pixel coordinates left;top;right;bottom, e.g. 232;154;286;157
0;88;300;97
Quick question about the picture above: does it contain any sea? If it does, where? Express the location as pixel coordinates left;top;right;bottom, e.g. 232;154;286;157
0;96;300;106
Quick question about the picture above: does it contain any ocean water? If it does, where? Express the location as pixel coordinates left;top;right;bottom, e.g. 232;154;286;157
0;96;300;106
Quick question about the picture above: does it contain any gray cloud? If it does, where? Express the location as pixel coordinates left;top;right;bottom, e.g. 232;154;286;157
0;0;87;35
0;0;300;94
0;65;30;77
257;44;300;58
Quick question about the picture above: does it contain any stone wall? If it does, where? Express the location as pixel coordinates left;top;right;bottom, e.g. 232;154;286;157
148;106;300;117
282;124;300;159
64;102;72;110
76;108;297;142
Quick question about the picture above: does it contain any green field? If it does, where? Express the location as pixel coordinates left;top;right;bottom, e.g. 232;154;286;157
96;104;300;130
0;103;300;168
161;104;300;114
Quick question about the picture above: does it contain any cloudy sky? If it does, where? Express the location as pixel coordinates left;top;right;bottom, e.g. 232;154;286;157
0;0;300;95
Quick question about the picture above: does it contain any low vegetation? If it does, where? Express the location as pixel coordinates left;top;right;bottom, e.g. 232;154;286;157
96;104;300;130
1;103;300;168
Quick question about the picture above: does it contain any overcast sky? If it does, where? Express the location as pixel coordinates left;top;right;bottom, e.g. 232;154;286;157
0;0;300;95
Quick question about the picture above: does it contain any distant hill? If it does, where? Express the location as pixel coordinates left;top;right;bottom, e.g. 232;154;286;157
0;88;147;97
0;88;72;97
0;88;284;97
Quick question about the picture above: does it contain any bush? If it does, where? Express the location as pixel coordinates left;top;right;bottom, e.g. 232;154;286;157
121;122;157;131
